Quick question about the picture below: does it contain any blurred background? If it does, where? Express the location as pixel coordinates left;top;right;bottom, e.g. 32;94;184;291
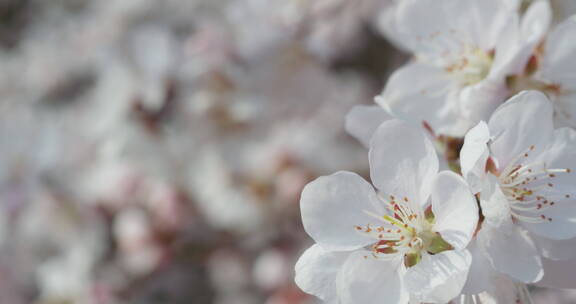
0;0;574;303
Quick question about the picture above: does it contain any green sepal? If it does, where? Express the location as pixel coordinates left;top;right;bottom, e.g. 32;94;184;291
424;205;435;224
427;233;454;254
404;252;422;268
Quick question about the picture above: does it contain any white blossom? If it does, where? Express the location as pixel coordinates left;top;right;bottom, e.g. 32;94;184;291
507;15;576;127
376;0;550;136
460;90;576;285
296;120;478;303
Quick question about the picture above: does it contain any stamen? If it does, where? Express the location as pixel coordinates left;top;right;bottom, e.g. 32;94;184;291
498;145;570;225
356;193;447;265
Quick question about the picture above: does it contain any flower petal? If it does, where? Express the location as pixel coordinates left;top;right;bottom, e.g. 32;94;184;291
488;90;554;171
519;200;576;240
376;62;466;136
394;0;464;58
553;94;576;128
336;251;407;304
369;119;439;205
459;240;499;296
541;16;576;90
458;240;537;303
490;13;523;77
477;222;543;283
295;244;349;302
460;121;490;194
531;233;576;261
480;174;512;227
520;0;551;46
491;0;551;77
479;177;543;283
300;171;382;251
431;171;479;250
345;105;390;148
458;79;509;126
537;127;576;197
518;128;576;240
395;0;517;58
405;250;471;303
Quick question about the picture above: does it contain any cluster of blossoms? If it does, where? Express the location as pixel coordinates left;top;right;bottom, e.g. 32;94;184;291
295;0;576;303
2;0;576;303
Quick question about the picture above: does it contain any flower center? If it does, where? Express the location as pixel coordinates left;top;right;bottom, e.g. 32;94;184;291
445;46;493;86
354;195;453;267
497;145;572;223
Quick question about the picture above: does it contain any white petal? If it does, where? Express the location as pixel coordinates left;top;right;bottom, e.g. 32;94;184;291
431;171;479;250
377;62;467;136
300;171;382;251
519;128;576;240
460;121;490;194
537;127;576;196
458;79;509;125
553;94;576;128
369;119;438;205
345;105;390;148
395;0;516;58
488;280;529;304
490;13;524;77
459;240;498;296
479;178;542;284
488;91;554;171
394;0;463;58
531;233;576;261
541;16;576;89
295;244;349;302
471;0;521;49
521;0;551;45
336;251;407;304
405;250;471;303
460;240;537;303
488;0;550;78
480;174;512;227
458;277;521;304
477;223;543;283
537;258;576;289
491;1;551;76
519;200;576;240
